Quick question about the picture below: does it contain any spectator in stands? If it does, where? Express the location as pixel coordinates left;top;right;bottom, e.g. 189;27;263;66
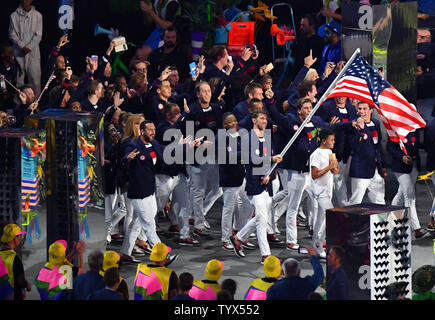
147;27;190;81
266;246;324;300
171;272;195;300
221;279;237;300
69;250;105;300
88;267;125;300
318;20;342;75
326;246;349;300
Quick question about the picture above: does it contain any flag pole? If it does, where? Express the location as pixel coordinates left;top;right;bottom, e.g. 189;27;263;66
265;47;361;177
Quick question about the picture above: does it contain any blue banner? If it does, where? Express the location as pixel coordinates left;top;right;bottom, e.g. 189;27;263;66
58;0;74;31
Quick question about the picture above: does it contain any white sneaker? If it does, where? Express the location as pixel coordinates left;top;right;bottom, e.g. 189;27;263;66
204;220;211;230
297;209;307;221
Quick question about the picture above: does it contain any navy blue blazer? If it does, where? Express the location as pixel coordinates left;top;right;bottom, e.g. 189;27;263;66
123;137;165;199
215;130;245;188
233;100;249;122
317;99;358;163
348;118;385;179
387;130;421;174
241;131;275;196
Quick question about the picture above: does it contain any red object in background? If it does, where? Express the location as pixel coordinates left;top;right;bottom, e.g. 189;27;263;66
227;22;255;59
270;24;295;46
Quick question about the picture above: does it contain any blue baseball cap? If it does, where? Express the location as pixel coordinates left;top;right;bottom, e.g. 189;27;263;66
318;20;342;37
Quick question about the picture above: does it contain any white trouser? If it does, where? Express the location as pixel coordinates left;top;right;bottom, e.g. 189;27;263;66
273;169;289;224
286;171;311;244
186;165;194;220
312;194;332;255
16;51;41;95
204;164;223;217
333;160;350;207
188;164;221;229
349;171;386;205
110;192;147;241
221;180;253;243
155;174;178;226
391;167;421;230
120;195;160;256
169;174;190;239
105;193;119;238
237;191;272;257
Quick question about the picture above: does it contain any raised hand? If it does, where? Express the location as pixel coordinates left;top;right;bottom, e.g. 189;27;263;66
198;55;206;74
18;91;27;105
241;47;252;61
183;98;190;113
304;49;317;68
159;66;171;81
57;33;69;50
113;91;124;108
127;149;140;160
265;88;274;99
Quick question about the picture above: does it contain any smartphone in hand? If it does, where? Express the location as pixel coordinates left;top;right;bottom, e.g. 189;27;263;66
91;55;98;69
189;62;197;77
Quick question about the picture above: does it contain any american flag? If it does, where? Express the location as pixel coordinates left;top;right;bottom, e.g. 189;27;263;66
324;54;426;150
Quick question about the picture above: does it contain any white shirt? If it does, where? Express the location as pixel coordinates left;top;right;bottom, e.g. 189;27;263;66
310;148;333;198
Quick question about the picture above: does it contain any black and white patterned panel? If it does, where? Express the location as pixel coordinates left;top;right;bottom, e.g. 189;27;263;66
370;216;390;300
370;210;412;300
390;213;412;299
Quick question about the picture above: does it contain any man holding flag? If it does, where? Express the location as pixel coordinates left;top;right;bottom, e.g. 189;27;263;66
269;49;427;225
322;53;427;210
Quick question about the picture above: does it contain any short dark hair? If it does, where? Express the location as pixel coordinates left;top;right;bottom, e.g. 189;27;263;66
331;246;345;263
178;272;194;291
163;26;178;39
251;110;268;119
163;102;178;116
302;13;317;28
140;120;154;132
104;267;120;288
319;128;335;141
296;97;312;110
209;45;227;64
217;289;233;300
221;279;237;297
357;101;372;109
222;112;235;123
244;82;263;98
87;80;102;96
260;74;272;84
248;98;262;110
297;80;316;98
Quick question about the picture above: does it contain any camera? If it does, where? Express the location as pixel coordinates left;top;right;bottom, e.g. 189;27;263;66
245;44;257;56
65;56;70;68
0;115;16;127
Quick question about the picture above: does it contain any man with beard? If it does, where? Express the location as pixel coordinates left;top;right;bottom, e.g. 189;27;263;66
318;20;342;76
147;26;190;82
293;14;324;76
